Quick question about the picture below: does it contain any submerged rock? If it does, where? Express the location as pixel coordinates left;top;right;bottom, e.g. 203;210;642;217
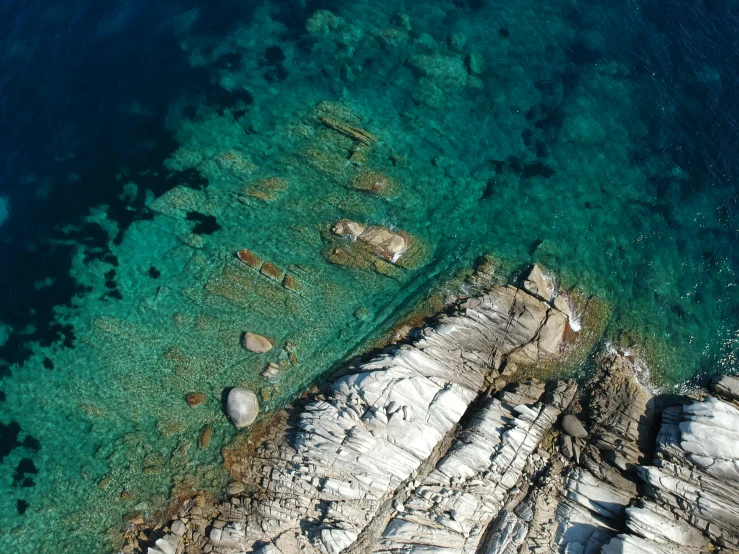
226;388;259;428
242;332;274;353
185;392;206;407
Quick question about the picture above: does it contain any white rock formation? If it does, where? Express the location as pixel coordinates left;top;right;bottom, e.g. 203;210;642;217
143;281;739;554
375;380;576;554
227;388;259;428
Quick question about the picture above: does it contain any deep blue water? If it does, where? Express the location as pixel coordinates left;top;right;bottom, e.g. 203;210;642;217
0;0;738;551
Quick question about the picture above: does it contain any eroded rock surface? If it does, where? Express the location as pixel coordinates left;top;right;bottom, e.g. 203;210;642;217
139;282;739;554
140;281;572;554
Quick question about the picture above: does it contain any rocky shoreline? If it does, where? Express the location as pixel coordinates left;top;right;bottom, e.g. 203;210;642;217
125;267;739;554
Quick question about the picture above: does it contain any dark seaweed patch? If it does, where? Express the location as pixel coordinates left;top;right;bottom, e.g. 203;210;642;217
0;422;21;463
16;500;28;515
523;162;555;178
42;357;54;370
186;212;222;235
521;128;533;147
22;435;41;452
499;28;510;38
214;52;242;70
508;156;523;175
13;458;38;487
265;46;286;65
106;290;124;301
482;179;496;200
148;267;161;279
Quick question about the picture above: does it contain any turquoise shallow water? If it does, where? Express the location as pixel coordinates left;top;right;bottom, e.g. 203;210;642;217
1;0;739;552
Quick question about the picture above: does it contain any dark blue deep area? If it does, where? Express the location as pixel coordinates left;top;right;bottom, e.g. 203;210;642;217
0;1;244;364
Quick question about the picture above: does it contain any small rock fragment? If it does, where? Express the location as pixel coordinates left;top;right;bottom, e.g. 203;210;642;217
236;248;263;268
261;362;280;380
171;520;186;536
228;482;245;495
260;262;284;281
560;434;574;459
199;425;212;449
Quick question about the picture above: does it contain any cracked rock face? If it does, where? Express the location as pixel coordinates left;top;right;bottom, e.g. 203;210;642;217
142;281;571;554
141;281;738;554
512;352;739;554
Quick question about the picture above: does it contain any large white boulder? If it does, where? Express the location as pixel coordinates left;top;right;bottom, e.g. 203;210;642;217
227;388;259;428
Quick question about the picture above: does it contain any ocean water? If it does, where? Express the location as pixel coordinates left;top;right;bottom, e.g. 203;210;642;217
1;0;738;551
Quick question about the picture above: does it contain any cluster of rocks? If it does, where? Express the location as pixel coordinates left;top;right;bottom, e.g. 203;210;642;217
484;355;739;554
331;219;408;263
133;266;739;554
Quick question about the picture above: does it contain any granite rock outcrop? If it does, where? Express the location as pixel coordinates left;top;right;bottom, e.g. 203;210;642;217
137;274;739;554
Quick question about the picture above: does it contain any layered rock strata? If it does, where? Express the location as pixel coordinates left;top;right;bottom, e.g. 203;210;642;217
493;358;739;554
374;379;576;554
140;281;739;554
144;277;573;554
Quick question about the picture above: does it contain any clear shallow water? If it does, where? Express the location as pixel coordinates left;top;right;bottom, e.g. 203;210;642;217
1;0;739;552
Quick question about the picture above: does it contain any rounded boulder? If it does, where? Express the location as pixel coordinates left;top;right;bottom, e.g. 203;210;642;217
227;388;259;428
561;414;588;438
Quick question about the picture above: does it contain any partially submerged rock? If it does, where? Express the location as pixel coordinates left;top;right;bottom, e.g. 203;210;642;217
712;374;739;404
242;332;274;353
226;388;259;428
524;263;555;302
331;218;408;262
350;169;399;196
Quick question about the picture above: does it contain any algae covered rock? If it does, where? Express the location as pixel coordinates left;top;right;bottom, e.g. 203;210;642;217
226;388;259;428
185;393;206;407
